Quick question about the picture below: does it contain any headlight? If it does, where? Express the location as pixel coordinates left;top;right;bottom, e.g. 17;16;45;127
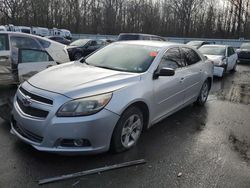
216;57;227;66
56;93;112;117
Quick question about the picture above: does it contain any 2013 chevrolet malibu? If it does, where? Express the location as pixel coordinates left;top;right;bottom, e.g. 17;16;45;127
11;41;213;155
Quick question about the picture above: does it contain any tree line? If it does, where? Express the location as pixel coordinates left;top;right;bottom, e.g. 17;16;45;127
0;0;250;39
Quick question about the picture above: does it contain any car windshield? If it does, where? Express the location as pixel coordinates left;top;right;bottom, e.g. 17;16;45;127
70;39;89;47
187;41;203;46
240;43;250;49
199;46;226;56
85;43;160;73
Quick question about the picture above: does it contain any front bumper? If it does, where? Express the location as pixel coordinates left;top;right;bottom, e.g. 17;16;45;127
213;66;224;77
11;85;120;155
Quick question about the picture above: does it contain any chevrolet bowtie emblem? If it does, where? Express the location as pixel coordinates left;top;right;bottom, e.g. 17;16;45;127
22;95;32;107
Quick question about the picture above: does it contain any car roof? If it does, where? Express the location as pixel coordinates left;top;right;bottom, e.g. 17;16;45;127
119;33;162;37
115;40;182;48
201;44;229;48
0;31;66;46
187;40;206;43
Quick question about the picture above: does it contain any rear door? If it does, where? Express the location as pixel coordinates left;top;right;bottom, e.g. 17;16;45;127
180;47;203;104
17;49;56;82
227;47;237;70
0;34;14;85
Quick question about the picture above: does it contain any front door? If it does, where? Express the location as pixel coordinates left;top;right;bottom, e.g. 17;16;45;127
153;47;186;122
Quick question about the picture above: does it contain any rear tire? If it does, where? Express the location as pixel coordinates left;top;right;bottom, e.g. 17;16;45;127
195;80;210;106
110;106;143;153
231;62;237;72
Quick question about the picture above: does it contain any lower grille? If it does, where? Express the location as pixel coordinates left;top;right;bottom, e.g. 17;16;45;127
12;119;43;143
17;97;49;118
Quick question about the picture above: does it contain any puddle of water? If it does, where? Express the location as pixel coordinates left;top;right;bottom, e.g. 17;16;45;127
229;133;250;162
212;83;250;105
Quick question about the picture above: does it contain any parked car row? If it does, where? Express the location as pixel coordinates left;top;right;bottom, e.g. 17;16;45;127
1;31;249;155
0;24;72;39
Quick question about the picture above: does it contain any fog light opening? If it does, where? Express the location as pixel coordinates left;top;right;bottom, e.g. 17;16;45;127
74;139;84;147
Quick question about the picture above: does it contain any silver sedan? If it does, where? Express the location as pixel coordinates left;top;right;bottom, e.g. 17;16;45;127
11;41;213;154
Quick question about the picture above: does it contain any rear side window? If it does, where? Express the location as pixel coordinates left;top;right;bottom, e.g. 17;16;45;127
182;47;201;66
0;34;9;51
19;49;52;63
10;36;41;50
117;35;140;41
37;38;51;48
159;48;183;70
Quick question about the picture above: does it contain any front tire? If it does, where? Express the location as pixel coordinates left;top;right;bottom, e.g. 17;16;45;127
110;106;143;153
195;80;210;106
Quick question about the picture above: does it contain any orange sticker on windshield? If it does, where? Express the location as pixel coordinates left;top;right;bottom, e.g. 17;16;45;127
149;52;158;57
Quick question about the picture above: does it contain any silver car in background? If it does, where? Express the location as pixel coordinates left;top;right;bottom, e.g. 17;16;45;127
11;41;213;155
199;45;238;77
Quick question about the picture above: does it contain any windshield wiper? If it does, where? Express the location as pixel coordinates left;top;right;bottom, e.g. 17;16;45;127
80;58;90;65
94;65;121;71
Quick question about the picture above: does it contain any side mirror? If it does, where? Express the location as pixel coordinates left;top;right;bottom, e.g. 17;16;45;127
153;67;175;79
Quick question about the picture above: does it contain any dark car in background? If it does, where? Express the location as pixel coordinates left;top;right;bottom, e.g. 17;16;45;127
237;43;250;63
186;41;212;49
117;33;166;41
46;36;71;45
66;39;106;60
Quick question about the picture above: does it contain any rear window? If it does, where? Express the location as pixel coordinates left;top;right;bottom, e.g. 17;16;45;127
117;35;140;41
199;46;226;56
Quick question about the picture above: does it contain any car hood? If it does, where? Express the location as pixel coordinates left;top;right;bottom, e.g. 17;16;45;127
28;62;141;99
204;55;224;61
237;48;250;52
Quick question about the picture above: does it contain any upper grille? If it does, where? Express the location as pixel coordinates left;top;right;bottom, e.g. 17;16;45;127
238;51;250;59
17;97;49;118
19;87;53;105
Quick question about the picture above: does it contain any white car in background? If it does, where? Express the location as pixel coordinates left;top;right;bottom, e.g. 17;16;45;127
199;45;238;77
0;32;70;85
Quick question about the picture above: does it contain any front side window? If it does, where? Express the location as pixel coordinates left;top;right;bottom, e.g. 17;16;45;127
10;36;41;50
85;43;160;73
159;48;183;70
0;34;9;51
19;49;52;63
182;47;201;66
